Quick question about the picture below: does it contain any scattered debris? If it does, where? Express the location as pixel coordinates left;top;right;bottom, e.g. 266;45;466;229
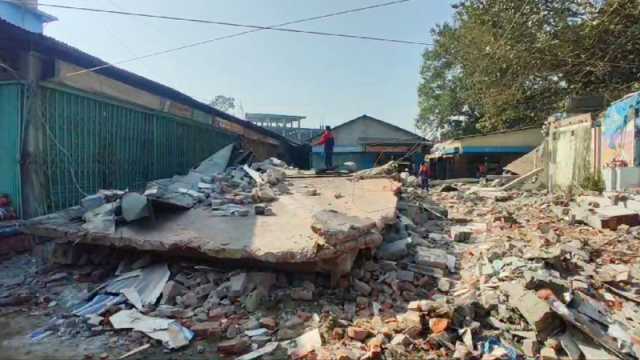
109;309;194;349
8;152;640;359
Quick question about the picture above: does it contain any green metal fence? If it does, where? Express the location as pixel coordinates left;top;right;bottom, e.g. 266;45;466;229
38;84;237;213
0;82;24;217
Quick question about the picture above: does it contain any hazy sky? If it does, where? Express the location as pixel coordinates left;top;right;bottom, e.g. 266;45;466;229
41;0;455;132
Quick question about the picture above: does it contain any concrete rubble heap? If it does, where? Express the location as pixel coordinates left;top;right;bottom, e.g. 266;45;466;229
24;147;399;281
1;160;639;359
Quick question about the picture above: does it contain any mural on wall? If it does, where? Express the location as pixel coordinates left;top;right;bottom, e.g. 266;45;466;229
602;93;640;167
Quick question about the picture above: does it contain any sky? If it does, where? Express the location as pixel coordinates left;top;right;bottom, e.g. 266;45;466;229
40;0;456;133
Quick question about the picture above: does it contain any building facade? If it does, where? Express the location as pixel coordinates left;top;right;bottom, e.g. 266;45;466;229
246;113;323;143
309;115;427;171
428;127;544;179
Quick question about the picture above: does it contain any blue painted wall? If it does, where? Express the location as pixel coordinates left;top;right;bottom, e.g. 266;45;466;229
311;152;424;172
311;152;378;170
0;2;45;33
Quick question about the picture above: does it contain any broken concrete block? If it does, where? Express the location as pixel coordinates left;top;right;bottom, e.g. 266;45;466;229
80;194;105;211
450;226;472;242
598;264;630;283
290;287;313;301
160;281;185;306
377;238;411;260
391;334;412;347
217;337;251;355
252;186;277;203
352;279;372;296
244;289;266;311
397;270;415;282
247;272;277;293
229;273;248;298
121;192;151;222
181;291;200;308
414;247;450;269
191;321;223;339
379;260;397;272
285;329;323;358
311;210;377;245
408;263;445;278
208;305;235;320
502;282;562;337
428;233;449;242
347;327;371;342
259;317;277;330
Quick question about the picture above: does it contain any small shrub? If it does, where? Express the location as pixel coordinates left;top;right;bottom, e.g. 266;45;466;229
581;171;605;193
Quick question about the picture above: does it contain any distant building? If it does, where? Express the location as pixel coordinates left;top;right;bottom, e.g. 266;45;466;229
246;113;322;143
309;115;428;170
427;127;543;179
0;0;56;33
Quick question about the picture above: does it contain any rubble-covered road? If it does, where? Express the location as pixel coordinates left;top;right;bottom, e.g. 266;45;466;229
1;175;639;359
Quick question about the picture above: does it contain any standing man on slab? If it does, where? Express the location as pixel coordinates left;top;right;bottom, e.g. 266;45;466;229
316;126;335;169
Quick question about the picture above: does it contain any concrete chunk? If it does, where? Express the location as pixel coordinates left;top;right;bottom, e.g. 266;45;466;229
353;279;372;296
217;337;251;355
502;282;562;337
377;238;411;260
160;280;185;306
414;247;450;269
230;273;248;298
311;210;377;245
80;194;105;211
121;192;150;222
450;226;472;242
397;270;415;282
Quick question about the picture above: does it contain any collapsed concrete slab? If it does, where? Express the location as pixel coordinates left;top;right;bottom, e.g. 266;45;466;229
24;177;398;280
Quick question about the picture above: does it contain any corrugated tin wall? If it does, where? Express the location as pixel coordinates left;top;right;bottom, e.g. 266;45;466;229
37;84;237;213
0;82;24;216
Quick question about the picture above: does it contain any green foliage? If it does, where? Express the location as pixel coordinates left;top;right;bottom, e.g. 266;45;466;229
210;95;236;113
417;0;640;139
581;171;605;193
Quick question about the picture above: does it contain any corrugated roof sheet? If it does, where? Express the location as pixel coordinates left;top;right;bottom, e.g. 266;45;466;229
0;18;295;146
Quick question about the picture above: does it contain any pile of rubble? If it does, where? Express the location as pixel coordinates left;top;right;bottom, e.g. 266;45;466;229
4;157;640;359
80;145;292;234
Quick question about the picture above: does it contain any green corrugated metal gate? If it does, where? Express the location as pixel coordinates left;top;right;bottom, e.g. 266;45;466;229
0;82;24;217
1;82;237;216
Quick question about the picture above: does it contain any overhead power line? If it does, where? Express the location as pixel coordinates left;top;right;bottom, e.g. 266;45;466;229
0;0;430;76
28;0;427;47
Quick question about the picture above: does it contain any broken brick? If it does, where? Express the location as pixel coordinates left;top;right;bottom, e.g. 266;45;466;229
347;327;371;342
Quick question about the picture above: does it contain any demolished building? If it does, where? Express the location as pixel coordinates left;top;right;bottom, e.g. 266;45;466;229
0;18;300;219
427;127;544;180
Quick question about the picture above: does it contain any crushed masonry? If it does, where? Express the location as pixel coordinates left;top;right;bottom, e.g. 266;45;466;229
1;159;639;359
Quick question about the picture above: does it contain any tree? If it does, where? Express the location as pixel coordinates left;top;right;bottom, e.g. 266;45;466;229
417;23;483;139
417;0;640;138
210;95;236;113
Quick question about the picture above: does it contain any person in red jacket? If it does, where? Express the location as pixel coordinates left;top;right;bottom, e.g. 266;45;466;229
315;126;335;169
419;162;430;191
